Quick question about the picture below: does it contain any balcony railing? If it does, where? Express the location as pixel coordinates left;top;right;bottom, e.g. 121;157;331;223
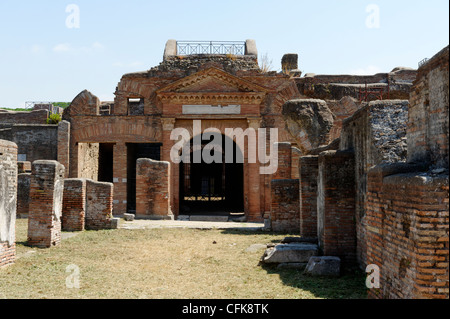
177;41;246;56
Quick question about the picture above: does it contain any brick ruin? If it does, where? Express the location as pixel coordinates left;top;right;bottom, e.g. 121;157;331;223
0;40;448;299
0;140;17;268
276;46;448;299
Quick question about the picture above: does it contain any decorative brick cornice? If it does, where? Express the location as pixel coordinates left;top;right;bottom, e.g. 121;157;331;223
157;92;266;104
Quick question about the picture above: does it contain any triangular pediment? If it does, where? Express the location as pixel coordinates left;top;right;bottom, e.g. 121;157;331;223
156;67;267;94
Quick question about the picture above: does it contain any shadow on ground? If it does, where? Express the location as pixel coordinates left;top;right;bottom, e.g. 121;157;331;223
221;228;367;299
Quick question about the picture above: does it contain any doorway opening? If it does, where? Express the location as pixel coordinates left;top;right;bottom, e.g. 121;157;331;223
179;133;244;216
98;143;114;183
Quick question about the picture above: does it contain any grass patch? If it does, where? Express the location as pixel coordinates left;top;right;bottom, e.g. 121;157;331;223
0;219;367;299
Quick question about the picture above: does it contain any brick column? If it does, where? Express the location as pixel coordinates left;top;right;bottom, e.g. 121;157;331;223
161;118;176;215
0;140;17;268
270;179;300;233
113;142;127;216
317;151;356;266
136;158;172;219
299;155;319;238
28;160;65;248
85;180;118;230
62;178;86;231
247;118;262;222
57;120;70;178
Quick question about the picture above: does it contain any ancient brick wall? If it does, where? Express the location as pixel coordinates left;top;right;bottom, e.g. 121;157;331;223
57;121;70;178
317;150;357;266
0;109;49;126
339;99;409;267
85;180;117;230
27;160;65;248
0;124;58;163
408;46;449;169
0;139;17;268
299;155;319;238
270;179;300;233
136;158;172;219
62;179;86;231
273;142;292;179
366;165;449;299
17;173;31;218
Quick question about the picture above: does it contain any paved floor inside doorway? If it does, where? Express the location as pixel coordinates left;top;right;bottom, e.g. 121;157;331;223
118;219;265;231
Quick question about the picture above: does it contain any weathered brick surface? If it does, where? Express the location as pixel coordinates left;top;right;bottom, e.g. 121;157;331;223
366;165;449;299
408;46;449;169
0;124;58;163
0;109;49;125
17;173;31;218
85;180;117;230
270;179;300;233
27;160;65;248
317;150;356;266
339;99;409;267
273;143;292;180
62;179;86;231
299;155;319;238
0;139;17;268
136;158;172;219
57;121;71;178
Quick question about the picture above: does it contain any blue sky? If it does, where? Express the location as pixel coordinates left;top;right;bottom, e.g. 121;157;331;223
0;0;448;108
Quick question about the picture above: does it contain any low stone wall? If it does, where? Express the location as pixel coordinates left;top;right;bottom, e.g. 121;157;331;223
27;160;65;248
136;158;172;219
270;179;300;233
0;139;18;268
366;165;449;299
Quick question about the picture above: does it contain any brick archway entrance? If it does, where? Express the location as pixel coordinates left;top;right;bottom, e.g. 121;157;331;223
179;133;244;216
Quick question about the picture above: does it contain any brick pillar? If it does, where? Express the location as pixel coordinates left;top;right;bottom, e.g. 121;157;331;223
62;178;86;231
0;140;18;268
113;142;127;216
317;151;356;266
299;155;319;238
85;180;118;230
58;120;70;178
161;118;176;216
273;142;292;179
270;179;300;233
28;160;65;248
248;118;262;222
17;173;31;218
136;158;172;219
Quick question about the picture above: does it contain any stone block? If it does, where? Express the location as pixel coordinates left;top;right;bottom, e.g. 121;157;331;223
262;243;318;264
304;256;341;277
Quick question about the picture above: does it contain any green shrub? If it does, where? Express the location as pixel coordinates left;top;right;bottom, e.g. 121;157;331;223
46;113;61;124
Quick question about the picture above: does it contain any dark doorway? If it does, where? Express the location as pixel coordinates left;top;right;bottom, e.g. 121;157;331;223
179;134;244;215
127;143;162;213
98;143;114;183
